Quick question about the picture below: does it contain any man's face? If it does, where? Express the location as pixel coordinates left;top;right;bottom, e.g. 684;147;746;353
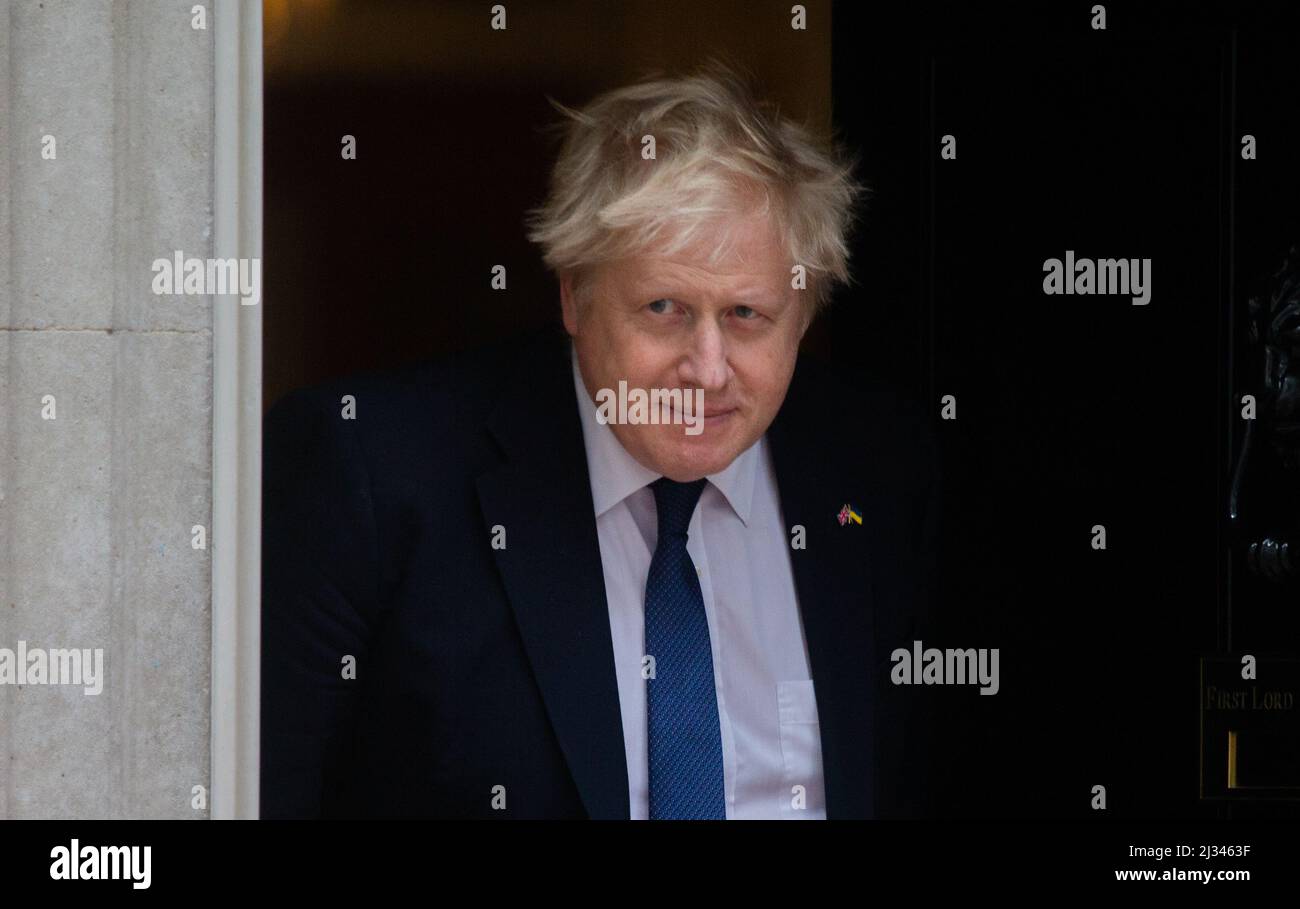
563;212;810;481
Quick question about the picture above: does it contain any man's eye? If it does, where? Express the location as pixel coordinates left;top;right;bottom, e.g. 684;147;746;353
733;305;758;320
647;298;676;314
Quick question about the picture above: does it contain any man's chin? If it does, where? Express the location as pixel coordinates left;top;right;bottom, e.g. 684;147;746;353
641;433;749;482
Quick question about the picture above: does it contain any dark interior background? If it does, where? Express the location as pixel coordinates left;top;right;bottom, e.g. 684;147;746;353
264;0;1300;818
262;0;834;409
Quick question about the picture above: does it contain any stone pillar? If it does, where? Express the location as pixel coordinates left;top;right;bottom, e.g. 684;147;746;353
1;0;215;818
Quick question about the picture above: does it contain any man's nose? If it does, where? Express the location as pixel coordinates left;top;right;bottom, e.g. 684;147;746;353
678;321;730;390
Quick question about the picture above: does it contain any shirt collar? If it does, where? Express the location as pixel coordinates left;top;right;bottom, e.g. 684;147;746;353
570;342;759;526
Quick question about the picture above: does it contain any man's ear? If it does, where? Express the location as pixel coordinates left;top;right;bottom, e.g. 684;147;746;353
560;271;580;337
797;288;816;338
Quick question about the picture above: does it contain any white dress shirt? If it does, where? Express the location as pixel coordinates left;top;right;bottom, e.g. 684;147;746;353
571;348;827;819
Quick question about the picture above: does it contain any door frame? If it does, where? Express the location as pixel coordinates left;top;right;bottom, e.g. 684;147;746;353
211;0;263;820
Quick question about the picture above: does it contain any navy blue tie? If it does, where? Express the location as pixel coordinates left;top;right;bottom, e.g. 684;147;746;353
645;477;726;820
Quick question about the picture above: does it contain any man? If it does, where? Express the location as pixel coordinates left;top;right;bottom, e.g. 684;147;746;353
262;63;941;819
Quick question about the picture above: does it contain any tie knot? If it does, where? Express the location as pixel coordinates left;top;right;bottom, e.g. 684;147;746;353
651;477;707;540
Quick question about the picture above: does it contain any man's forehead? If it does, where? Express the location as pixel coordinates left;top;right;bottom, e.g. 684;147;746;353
624;232;791;282
624;257;783;286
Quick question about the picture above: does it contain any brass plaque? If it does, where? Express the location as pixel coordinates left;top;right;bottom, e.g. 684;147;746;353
1201;658;1300;799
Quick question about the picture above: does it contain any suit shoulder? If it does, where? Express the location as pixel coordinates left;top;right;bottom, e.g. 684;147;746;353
264;329;557;435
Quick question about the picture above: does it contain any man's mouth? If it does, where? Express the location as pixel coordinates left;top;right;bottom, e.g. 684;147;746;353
661;399;739;432
664;404;737;418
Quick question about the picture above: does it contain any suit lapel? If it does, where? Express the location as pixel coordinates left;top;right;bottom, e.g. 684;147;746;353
475;333;631;819
768;358;877;819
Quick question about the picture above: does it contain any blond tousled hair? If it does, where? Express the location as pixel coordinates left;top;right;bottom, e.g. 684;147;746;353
525;61;868;314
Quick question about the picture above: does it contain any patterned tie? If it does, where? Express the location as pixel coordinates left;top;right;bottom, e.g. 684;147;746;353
645;477;726;820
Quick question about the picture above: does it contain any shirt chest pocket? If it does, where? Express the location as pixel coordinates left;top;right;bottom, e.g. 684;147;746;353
777;679;826;817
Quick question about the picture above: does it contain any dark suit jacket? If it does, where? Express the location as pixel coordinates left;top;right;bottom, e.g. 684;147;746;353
261;325;942;818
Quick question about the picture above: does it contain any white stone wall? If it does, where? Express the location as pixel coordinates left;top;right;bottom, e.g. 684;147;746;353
0;0;214;818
